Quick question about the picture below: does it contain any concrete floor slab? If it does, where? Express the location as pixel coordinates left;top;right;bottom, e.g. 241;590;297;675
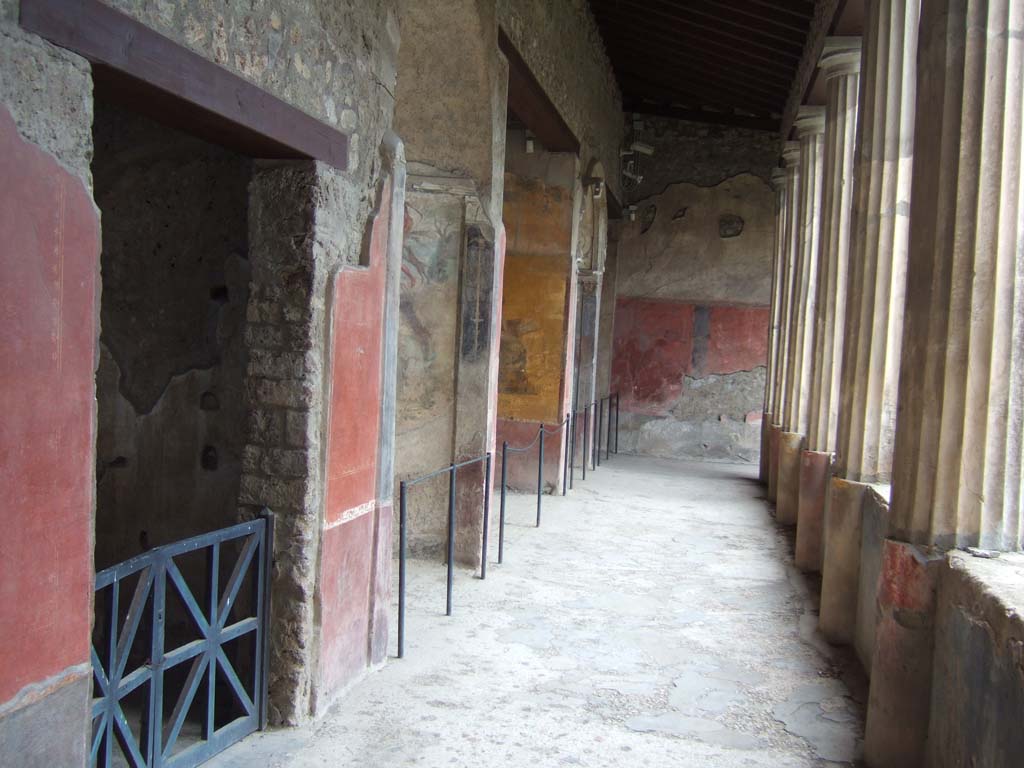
213;457;865;767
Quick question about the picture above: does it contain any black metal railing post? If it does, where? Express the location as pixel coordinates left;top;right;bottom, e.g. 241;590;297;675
480;452;491;580
615;392;620;454
446;464;456;617
562;413;569;496
569;411;576;489
398;482;408;658
499;442;507;564
583;405;590;480
258;508;274;726
606;397;613;460
536;424;544;527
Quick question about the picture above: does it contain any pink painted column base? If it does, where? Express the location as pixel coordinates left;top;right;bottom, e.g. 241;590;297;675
864;539;943;768
795;450;830;572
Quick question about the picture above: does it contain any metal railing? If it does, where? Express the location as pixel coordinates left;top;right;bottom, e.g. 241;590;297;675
90;510;273;768
397;454;491;658
395;393;619;660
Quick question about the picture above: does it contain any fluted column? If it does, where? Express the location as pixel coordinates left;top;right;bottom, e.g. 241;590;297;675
777;108;825;525
796;40;862;572
769;149;801;502
866;2;1024;766
819;0;919;648
762;167;788;486
891;0;1024;553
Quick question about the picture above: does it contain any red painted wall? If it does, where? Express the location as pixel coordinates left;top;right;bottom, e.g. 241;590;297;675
612;297;769;414
611;298;695;416
0;107;98;704
705;305;771;375
318;192;389;700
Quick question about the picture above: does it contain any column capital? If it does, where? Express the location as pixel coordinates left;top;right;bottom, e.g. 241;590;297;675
819;36;862;80
782;141;801;167
794;106;826;137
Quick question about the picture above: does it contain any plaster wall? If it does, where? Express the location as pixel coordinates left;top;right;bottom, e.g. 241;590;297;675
0;8;96;763
496;133;577;492
613;125;775;462
92;103;252;571
395;189;462;556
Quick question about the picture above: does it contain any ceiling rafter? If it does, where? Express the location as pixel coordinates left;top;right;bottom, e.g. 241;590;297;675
588;0;815;130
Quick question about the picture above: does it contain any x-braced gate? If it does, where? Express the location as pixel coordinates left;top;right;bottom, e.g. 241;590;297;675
90;511;273;768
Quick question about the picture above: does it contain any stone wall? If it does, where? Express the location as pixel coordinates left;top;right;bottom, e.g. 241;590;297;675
927;552;1024;767
97;0;400;220
497;0;623;199
93;103;252;571
612;119;776;463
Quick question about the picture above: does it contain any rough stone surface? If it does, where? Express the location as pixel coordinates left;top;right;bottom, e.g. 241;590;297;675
611;297;769;463
97;0;400;272
241;162;346;725
498;0;624;199
92;103;252;570
928;552;1024;768
0;673;90;768
213;457;865;767
0;16;93;182
624;117;779;200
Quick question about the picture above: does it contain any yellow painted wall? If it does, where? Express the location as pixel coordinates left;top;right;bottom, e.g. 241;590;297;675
498;174;573;424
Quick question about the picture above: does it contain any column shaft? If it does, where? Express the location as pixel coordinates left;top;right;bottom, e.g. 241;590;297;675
891;0;1024;551
797;41;862;573
763;168;788;486
808;43;861;454
835;0;919;484
818;0;919;646
784;111;825;437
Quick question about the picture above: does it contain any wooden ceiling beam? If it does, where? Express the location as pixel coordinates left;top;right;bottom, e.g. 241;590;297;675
617;68;780;114
594;0;806;56
592;5;802;66
607;47;789;108
603;31;793;93
606;0;809;42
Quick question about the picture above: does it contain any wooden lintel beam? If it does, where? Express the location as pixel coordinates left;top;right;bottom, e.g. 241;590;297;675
20;0;348;169
498;29;580;155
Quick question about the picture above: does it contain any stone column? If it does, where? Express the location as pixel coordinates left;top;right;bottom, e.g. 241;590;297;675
796;39;862;572
865;2;1024;765
777;108;825;525
762;167;789;487
819;0;919;646
770;146;801;504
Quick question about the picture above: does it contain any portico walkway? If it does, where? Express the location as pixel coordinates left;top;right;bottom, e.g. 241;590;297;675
216;456;866;767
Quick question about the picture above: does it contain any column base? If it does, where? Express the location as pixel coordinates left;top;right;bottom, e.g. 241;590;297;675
854;487;891;675
767;424;781;502
864;540;943;768
775;431;803;525
758;411;771;483
795;450;830;572
0;670;90;768
819;476;868;645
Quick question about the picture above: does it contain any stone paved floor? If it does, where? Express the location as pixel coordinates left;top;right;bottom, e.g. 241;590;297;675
214;456;866;767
